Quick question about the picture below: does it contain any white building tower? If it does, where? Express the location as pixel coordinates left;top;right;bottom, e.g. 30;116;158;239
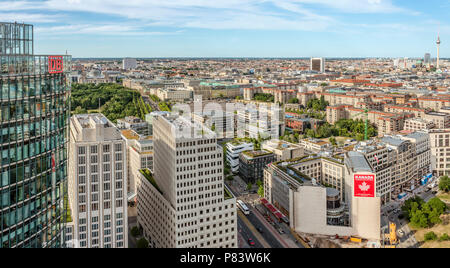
436;34;441;70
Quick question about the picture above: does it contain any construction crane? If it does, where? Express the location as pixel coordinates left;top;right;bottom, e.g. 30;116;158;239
350;109;369;141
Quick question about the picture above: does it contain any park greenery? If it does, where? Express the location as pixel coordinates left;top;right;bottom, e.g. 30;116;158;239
307;96;329;111
149;94;172;112
253;93;275;103
285;108;326;120
402;196;447;229
281;119;377;142
439;176;450;192
71;83;152;123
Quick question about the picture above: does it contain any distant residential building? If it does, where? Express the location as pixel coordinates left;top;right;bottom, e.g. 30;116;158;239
237;103;285;139
404;117;435;132
148;87;193;102
192;111;235;139
423;112;450;129
310;57;325;73
239;150;275;184
68;114;128;248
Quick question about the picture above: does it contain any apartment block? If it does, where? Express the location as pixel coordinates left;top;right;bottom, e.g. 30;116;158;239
427;129;450;177
404;117;435;132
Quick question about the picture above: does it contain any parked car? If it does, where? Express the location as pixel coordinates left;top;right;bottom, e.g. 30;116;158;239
248;238;255;246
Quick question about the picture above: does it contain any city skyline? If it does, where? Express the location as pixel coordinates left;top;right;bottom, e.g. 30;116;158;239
1;0;449;58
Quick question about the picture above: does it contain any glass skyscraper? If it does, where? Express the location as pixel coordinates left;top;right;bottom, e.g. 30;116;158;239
0;22;71;248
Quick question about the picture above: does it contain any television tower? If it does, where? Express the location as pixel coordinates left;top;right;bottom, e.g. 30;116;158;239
436;30;441;70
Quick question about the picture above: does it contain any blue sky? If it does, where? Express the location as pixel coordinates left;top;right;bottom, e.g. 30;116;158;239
1;0;449;58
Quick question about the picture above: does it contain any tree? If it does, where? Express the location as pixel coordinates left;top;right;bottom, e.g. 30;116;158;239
439;176;450;192
73;106;87;115
258;184;264;197
288;98;299;104
247;183;253;191
137;238;149;248
424;232;438;241
402;196;447;228
131;226;140;237
329;137;337;146
440;233;450;241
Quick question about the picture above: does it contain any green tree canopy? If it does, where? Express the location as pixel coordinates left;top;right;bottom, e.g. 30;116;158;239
439;176;450;192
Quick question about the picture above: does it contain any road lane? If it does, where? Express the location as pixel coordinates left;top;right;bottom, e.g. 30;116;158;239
237;210;271;248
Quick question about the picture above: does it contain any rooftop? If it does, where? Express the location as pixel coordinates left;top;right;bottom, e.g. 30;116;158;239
242;150;273;158
139;169;163;195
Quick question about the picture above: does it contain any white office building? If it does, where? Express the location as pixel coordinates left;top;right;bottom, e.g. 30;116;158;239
137;115;238;248
68;114;128;248
226;141;254;173
123;58;137;70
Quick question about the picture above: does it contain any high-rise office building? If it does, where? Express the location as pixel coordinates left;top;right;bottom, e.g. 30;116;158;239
68;114;128;248
137;115;238;248
0;22;71;248
424;53;431;65
310;57;325;73
122;58;137;70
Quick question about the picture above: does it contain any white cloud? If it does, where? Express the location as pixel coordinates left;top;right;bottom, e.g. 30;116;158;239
34;24;182;36
0;12;60;23
0;0;425;33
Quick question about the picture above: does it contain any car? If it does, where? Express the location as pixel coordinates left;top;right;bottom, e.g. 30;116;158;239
397;230;405;237
248;238;255;246
257;227;264;234
278;228;285;234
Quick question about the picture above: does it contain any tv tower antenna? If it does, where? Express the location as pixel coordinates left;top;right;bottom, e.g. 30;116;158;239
437;23;441;70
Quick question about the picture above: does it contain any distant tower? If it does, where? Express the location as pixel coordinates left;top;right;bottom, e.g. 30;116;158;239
436;33;441;69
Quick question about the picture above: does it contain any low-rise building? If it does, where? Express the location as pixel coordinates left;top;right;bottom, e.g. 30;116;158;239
262;139;305;161
226;141;254;173
239;150;275;184
300;138;331;153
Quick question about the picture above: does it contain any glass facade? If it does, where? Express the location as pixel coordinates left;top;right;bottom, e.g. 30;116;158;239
0;22;71;248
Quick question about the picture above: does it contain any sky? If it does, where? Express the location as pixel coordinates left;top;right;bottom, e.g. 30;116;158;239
0;0;449;58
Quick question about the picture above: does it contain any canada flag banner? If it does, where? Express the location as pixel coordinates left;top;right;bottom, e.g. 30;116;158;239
354;174;375;198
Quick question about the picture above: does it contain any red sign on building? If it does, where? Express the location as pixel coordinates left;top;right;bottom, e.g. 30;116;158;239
48;56;63;74
354;174;375;198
